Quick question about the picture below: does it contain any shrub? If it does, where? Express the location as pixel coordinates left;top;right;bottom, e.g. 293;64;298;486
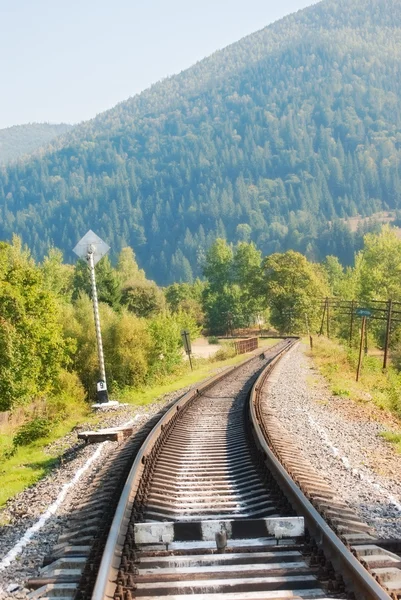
211;343;236;362
208;336;219;345
14;417;52;447
47;369;87;419
0;239;67;411
104;311;151;388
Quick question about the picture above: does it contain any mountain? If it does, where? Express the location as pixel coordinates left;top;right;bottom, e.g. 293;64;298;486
1;0;401;284
0;123;73;165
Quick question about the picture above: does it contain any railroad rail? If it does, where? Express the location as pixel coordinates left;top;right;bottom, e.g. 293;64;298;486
27;339;401;600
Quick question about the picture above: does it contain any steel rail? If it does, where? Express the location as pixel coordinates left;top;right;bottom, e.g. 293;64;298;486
91;341;292;600
249;341;391;600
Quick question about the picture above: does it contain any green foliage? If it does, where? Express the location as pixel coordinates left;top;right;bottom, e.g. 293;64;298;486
211;343;237;362
146;314;185;379
41;248;74;298
72;257;122;310
13;418;52;447
116;247;146;286
208;336;219;344
355;226;401;302
2;0;401;281
203;239;265;333
47;369;87;419
0;123;72;165
104;310;151;388
121;281;166;318
0;238;67;410
263;250;328;333
165;281;205;326
147;311;201;380
61;294;113;396
321;256;345;297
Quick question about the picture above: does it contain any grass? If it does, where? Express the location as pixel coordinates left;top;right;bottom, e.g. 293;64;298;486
0;406;91;507
116;352;250;405
0;342;274;508
380;431;401;452
308;335;401;452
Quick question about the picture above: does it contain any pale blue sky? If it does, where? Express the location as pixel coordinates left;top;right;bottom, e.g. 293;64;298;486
0;0;319;129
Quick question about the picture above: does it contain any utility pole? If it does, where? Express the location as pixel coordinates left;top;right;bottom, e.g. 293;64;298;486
73;230;113;406
383;299;393;370
305;313;313;349
356;316;366;382
326;297;330;338
349;300;355;345
319;298;327;336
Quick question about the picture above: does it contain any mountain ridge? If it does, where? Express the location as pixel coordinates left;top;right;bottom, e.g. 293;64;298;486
1;0;401;283
0;123;73;165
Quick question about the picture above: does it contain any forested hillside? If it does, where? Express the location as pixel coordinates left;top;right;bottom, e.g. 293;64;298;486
1;0;401;283
0;123;72;164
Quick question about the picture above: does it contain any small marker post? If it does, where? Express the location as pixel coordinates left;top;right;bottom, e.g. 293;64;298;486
181;329;193;370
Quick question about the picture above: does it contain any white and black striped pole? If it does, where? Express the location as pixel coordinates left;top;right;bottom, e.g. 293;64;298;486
87;246;108;402
73;230;111;405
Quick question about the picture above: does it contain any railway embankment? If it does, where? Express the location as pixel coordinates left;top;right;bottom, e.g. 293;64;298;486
263;341;401;539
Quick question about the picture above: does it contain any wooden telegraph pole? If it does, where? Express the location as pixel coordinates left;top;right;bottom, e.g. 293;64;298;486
326;297;330;338
319;298;328;336
356;316;366;382
383;299;393;370
305;313;313;349
349;300;355;345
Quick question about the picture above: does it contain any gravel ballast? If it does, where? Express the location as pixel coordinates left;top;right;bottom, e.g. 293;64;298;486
2;344;401;598
263;342;401;539
0;388;192;600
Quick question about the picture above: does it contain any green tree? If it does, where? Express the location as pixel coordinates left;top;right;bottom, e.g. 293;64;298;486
165;281;205;326
0;239;67;410
121;281;166;318
72;256;122;310
321;255;345;297
203;239;267;332
203;239;233;294
232;242;265;323
41;248;74;299
262;250;328;333
356;226;401;301
116;246;146;286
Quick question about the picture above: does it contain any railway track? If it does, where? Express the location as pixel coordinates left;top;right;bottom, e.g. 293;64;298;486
28;339;401;600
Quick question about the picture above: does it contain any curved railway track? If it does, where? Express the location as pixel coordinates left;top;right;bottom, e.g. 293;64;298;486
29;339;401;600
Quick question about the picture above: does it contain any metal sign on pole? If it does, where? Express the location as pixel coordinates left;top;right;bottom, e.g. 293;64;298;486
73;230;113;406
355;308;372;318
181;329;193;371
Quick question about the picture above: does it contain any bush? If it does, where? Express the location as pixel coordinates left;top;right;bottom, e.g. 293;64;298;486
47;369;87;419
208;336;219;345
211;343;236;362
105;311;151;388
14;417;52;447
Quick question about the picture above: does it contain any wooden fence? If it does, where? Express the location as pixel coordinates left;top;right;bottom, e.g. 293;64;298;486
234;337;258;355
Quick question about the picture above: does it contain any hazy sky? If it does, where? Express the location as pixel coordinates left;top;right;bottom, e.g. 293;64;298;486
0;0;319;129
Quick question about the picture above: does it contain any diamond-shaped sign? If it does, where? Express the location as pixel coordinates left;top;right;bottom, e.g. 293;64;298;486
73;230;110;265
